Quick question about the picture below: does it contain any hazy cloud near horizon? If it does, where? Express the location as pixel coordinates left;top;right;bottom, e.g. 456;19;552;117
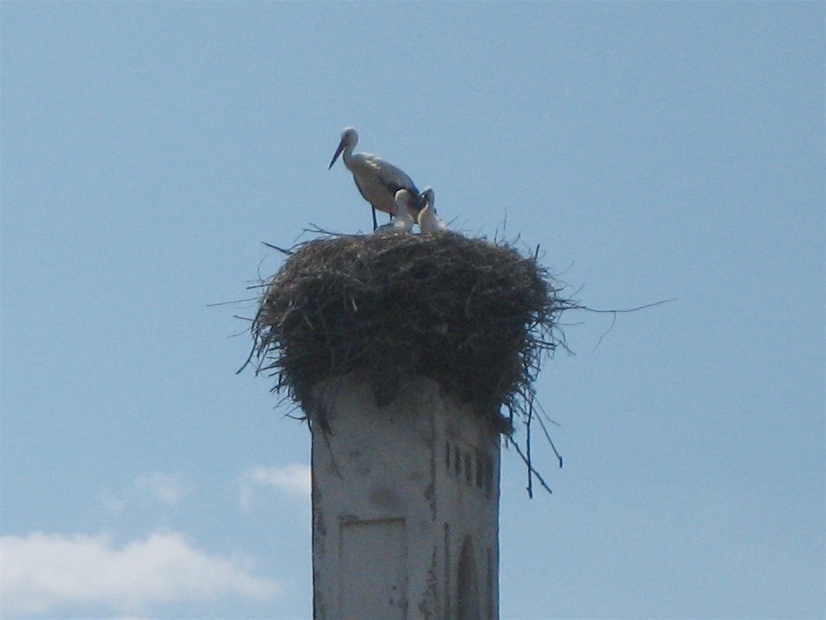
0;531;281;618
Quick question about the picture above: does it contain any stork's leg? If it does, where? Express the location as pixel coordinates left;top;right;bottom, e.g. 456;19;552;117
372;207;378;231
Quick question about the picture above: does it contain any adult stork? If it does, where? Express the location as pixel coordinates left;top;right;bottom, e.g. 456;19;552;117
417;187;448;233
328;127;423;230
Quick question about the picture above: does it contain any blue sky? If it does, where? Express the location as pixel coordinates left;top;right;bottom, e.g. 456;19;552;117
1;2;823;618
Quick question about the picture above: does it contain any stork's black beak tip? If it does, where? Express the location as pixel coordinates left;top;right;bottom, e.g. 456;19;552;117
328;142;345;169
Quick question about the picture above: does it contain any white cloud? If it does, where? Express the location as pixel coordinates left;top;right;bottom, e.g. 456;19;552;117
134;472;187;506
239;464;310;512
100;489;130;514
101;471;188;515
0;531;280;618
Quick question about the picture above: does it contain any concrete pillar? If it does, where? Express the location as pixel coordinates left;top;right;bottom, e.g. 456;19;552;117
310;375;500;620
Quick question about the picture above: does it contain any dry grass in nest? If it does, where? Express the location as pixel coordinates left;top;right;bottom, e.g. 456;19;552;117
247;230;570;436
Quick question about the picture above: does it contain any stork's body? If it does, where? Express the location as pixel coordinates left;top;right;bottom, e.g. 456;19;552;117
329;127;423;229
417;187;448;233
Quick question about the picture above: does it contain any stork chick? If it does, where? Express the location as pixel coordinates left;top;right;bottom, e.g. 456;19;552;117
374;189;416;234
417;187;448;233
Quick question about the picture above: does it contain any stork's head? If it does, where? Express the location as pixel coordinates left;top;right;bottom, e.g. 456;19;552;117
421;186;436;210
393;189;413;215
417;186;448;232
328;127;359;169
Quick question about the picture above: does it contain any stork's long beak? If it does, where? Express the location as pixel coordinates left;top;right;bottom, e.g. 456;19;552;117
328;139;346;169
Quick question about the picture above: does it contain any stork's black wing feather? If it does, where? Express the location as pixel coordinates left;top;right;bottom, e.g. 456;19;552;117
379;178;424;214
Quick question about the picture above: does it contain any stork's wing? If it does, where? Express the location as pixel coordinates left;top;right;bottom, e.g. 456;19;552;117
381;178;423;213
362;155;423;214
352;174;376;206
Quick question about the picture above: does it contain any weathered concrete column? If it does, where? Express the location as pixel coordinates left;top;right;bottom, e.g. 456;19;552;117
311;376;499;620
249;231;559;620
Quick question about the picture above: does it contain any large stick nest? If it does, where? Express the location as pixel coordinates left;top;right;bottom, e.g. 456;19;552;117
248;231;569;435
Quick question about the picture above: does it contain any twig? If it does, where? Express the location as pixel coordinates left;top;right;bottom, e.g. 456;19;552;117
574;298;677;352
593;311;617;353
206;297;257;307
525;393;533;498
262;241;293;255
534;404;564;469
577;298;677;314
236;341;257;375
304;223;362;238
507;435;554;496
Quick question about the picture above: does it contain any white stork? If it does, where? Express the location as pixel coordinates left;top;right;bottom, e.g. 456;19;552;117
393;189;416;232
417;187;448;233
374;189;416;234
328;127;423;229
373;189;416;234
